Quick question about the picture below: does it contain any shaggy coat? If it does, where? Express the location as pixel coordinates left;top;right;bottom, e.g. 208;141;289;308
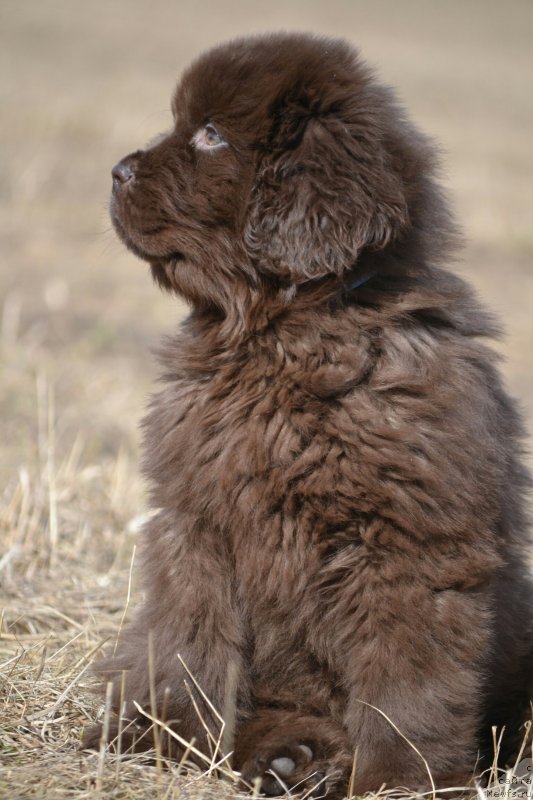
85;33;533;797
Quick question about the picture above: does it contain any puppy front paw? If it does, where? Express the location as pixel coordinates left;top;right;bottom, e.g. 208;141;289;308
240;739;334;797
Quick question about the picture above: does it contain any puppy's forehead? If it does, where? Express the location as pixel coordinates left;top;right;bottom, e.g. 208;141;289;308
172;33;360;129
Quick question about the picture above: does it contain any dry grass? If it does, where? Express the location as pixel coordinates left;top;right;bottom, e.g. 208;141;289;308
0;384;248;798
1;0;532;798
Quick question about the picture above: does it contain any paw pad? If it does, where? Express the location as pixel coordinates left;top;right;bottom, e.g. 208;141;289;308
270;756;296;777
269;744;314;777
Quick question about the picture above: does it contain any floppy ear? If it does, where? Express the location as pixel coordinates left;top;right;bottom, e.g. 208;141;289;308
244;116;409;283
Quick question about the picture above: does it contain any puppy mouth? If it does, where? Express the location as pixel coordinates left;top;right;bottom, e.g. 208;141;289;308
111;211;186;266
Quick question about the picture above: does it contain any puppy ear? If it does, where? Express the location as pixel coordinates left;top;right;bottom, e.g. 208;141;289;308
244;117;408;283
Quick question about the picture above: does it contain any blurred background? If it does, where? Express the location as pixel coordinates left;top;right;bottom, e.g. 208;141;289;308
1;0;532;486
1;2;532;794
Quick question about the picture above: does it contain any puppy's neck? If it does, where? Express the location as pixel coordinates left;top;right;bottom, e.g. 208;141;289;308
212;269;380;346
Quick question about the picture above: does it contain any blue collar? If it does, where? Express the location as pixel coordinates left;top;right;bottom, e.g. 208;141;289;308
347;269;377;290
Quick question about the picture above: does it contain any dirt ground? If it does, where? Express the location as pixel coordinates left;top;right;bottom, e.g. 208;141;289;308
1;1;532;798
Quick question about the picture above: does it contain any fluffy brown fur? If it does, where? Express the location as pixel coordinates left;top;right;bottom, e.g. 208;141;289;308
84;33;533;797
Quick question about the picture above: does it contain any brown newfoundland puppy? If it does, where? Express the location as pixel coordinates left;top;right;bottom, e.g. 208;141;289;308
85;33;532;797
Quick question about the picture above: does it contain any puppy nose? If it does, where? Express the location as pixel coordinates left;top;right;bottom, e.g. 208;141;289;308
111;160;134;188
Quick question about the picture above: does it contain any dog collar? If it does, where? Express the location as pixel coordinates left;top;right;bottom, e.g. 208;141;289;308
347;269;377;290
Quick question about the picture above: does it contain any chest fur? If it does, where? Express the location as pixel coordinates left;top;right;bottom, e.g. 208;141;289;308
146;317;398;555
142;320;501;566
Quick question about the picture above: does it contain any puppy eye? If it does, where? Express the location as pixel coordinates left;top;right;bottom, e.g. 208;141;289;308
192;123;228;151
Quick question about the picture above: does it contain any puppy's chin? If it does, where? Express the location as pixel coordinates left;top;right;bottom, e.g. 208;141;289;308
111;208;203;300
111;211;185;267
150;257;187;293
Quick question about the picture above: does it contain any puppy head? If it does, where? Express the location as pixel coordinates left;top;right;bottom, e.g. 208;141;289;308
111;34;438;314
